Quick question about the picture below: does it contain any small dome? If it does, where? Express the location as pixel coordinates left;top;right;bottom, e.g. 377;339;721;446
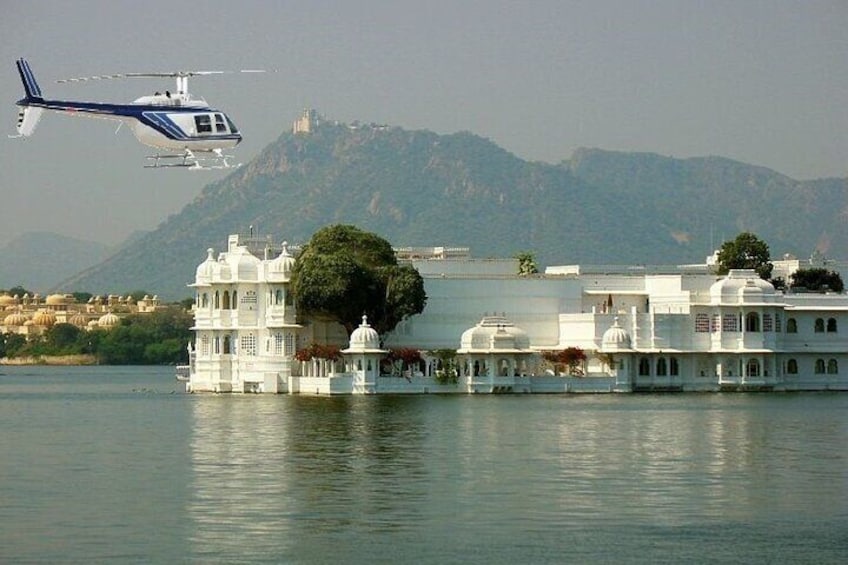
69;313;88;327
0;294;18;306
348;315;381;350
710;270;775;304
458;314;530;353
32;310;57;327
268;241;296;280
98;312;120;328
3;312;29;326
195;248;217;283
224;245;260;281
601;317;631;351
45;293;72;306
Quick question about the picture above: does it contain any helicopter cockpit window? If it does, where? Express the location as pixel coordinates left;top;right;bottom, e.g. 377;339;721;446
214;114;228;133
226;116;239;134
195;114;212;134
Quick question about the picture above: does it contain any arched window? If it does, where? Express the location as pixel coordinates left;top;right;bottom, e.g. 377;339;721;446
827;359;838;374
786;359;798;374
275;289;283;305
827;318;838;333
815;318;825;333
201;293;209;308
786;318;797;333
232;290;238;309
746;359;760;377
815;359;825;374
214;291;220;310
669;357;679;376
638;357;650;376
656;358;667;376
223;336;231;354
222;291;230;310
745;312;760;332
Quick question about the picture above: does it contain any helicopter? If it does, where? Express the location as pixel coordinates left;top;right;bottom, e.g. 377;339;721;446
11;58;261;169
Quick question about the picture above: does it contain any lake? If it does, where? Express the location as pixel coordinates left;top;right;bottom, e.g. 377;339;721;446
1;366;846;564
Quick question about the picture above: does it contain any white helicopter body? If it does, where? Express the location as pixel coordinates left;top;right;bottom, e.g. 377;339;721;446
12;58;256;169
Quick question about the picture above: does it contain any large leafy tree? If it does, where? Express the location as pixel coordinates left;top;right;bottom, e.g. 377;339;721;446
790;268;845;293
716;232;773;280
292;225;427;335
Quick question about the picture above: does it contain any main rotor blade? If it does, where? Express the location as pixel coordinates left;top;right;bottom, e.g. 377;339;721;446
57;69;267;83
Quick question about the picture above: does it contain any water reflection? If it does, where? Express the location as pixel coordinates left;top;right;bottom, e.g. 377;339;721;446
185;393;848;563
187;395;431;562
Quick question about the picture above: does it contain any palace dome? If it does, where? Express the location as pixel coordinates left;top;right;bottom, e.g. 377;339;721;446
98;312;120;328
601;317;631;351
69;313;88;327
3;312;29;326
32;310;57;327
222;245;260;282
45;293;72;306
268;241;296;281
195;248;217;284
710;270;775;304
458;314;530;353
347;315;381;351
0;294;19;307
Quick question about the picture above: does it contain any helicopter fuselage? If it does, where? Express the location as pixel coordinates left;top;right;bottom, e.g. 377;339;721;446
18;95;242;152
13;58;246;168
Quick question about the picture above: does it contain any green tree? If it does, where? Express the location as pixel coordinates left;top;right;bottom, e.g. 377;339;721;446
516;251;539;276
43;323;85;354
127;290;151;302
71;292;93;304
1;332;27;358
790;268;845;293
4;285;31;297
716;232;773;280
292;225;427;335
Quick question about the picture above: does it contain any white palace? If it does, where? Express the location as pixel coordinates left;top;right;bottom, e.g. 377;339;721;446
184;233;848;394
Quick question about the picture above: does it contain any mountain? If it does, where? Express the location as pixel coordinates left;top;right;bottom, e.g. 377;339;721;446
54;121;848;300
0;231;112;292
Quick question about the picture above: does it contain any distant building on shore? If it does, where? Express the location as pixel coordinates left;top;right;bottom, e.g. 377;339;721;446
0;292;163;338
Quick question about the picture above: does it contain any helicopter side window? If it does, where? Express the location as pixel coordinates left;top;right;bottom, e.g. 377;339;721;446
195;114;213;134
214;114;228;133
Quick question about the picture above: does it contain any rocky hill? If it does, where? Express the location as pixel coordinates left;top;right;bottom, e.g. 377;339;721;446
54;121;848;299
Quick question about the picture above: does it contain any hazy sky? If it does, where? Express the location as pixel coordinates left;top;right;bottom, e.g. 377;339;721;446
1;1;846;247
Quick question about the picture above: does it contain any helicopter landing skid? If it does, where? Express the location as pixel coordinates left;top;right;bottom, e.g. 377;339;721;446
144;149;240;170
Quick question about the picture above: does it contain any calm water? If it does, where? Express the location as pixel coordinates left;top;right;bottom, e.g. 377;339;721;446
1;366;846;564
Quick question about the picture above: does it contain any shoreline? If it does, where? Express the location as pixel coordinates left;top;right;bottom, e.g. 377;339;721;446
0;354;98;366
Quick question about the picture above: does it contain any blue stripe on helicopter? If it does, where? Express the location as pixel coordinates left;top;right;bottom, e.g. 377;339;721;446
18;99;240;142
141;112;189;140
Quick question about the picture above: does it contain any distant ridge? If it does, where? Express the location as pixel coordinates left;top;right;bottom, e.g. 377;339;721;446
49;119;848;300
0;232;112;293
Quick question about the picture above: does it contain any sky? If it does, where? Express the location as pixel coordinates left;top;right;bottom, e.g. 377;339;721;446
1;1;847;247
